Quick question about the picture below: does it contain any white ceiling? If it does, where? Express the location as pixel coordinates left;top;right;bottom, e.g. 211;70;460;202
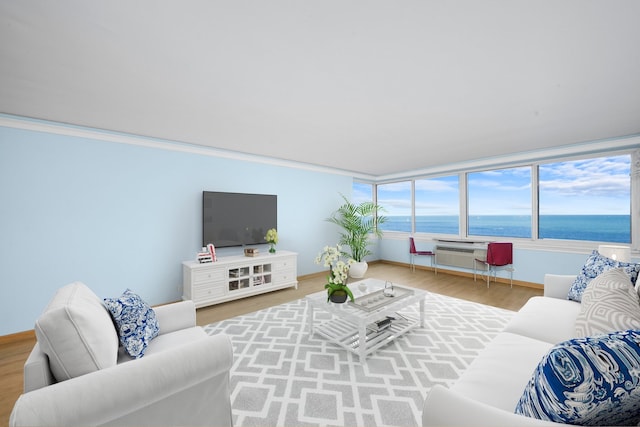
1;1;639;177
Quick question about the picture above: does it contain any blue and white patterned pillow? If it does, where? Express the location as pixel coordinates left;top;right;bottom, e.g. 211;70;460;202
567;250;640;302
104;289;159;358
515;329;640;426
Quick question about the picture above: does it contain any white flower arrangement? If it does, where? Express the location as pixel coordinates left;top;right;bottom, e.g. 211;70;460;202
265;228;278;244
315;244;355;302
265;228;278;253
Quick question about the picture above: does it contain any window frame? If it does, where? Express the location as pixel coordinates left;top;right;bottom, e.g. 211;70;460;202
373;149;639;253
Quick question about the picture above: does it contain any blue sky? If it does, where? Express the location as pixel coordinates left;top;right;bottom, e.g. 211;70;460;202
357;154;631;216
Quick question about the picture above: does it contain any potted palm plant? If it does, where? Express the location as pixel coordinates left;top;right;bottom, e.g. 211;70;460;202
326;194;387;278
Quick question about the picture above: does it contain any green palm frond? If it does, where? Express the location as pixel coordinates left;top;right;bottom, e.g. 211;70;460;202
326;194;387;262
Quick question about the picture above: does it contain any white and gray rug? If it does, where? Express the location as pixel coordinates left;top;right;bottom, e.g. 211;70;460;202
203;291;514;427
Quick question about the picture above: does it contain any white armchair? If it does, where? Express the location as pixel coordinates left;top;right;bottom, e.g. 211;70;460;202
10;282;233;427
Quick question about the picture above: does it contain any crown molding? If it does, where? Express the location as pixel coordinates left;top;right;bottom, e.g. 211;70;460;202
377;135;640;183
0;114;376;180
2;114;637;183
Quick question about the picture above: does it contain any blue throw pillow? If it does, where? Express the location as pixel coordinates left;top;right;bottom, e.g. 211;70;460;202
515;329;640;426
104;289;159;358
567;250;640;302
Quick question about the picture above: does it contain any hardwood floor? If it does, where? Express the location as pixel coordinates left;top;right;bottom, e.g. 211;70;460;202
0;262;542;425
195;262;542;325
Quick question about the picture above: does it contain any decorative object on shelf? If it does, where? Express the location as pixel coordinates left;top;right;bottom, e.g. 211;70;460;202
197;249;213;263
326;194;387;278
350;284;414;312
244;248;260;257
197;244;217;263
383;280;395;297
207;243;217;262
367;316;394;333
315;244;355;303
265;228;278;253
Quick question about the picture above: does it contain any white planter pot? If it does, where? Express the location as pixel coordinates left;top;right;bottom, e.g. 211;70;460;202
349;261;368;278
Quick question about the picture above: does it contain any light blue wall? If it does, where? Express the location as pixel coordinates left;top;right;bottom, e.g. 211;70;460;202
0;122;353;335
1;119;637;336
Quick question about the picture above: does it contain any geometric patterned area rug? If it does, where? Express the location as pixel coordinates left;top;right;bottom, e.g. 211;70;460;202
203;291;514;427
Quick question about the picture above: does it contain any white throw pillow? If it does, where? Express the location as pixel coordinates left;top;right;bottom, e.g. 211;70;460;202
574;268;640;337
34;282;119;382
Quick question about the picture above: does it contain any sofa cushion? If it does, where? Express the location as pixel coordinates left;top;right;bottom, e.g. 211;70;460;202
575;268;640;337
515;329;640;426
34;282;119;382
104;289;159;358
503;296;580;344
451;332;554;412
567;250;640;302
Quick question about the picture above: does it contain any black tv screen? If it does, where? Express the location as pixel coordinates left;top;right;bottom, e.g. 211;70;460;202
203;191;277;248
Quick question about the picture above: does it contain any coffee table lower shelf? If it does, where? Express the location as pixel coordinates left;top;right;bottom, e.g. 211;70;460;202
312;313;420;361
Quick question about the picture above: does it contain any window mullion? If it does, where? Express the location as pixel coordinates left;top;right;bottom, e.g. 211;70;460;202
460;172;468;238
632;149;640;253
411;180;416;234
532;165;539;241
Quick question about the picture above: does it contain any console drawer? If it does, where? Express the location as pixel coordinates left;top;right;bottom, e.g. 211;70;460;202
193;269;225;284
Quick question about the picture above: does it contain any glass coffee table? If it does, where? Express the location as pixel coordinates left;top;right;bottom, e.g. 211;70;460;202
305;278;426;361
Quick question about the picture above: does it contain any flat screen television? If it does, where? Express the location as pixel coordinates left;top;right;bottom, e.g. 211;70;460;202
203;191;277;248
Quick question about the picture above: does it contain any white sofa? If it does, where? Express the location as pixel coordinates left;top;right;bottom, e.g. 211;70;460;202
422;274;584;426
10;282;234;427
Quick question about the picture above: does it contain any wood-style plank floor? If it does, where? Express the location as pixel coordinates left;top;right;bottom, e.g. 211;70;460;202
195;261;542;325
0;262;542;425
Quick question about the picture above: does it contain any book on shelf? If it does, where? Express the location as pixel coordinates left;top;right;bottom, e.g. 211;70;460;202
366;317;393;333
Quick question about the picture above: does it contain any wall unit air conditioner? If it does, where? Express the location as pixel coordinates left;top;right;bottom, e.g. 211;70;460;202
435;245;487;270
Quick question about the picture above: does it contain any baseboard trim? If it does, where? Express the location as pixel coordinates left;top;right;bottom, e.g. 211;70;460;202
379;259;544;290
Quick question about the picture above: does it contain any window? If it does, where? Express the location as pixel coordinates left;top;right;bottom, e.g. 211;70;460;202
538;155;631;243
377;181;412;232
414;175;459;235
352;181;373;205
371;151;635;246
467;167;532;238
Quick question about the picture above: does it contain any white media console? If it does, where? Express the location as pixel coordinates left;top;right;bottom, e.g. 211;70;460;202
182;250;298;308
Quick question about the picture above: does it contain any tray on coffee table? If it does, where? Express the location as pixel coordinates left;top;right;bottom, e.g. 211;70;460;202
349;285;414;312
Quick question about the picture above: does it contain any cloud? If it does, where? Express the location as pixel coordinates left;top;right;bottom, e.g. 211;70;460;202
377;181;411;193
539;156;630;197
414;177;458;192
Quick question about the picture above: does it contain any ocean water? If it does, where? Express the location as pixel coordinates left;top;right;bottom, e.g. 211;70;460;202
381;215;630;243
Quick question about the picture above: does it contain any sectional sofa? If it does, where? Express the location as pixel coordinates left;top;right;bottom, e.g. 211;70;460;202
423;252;640;426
